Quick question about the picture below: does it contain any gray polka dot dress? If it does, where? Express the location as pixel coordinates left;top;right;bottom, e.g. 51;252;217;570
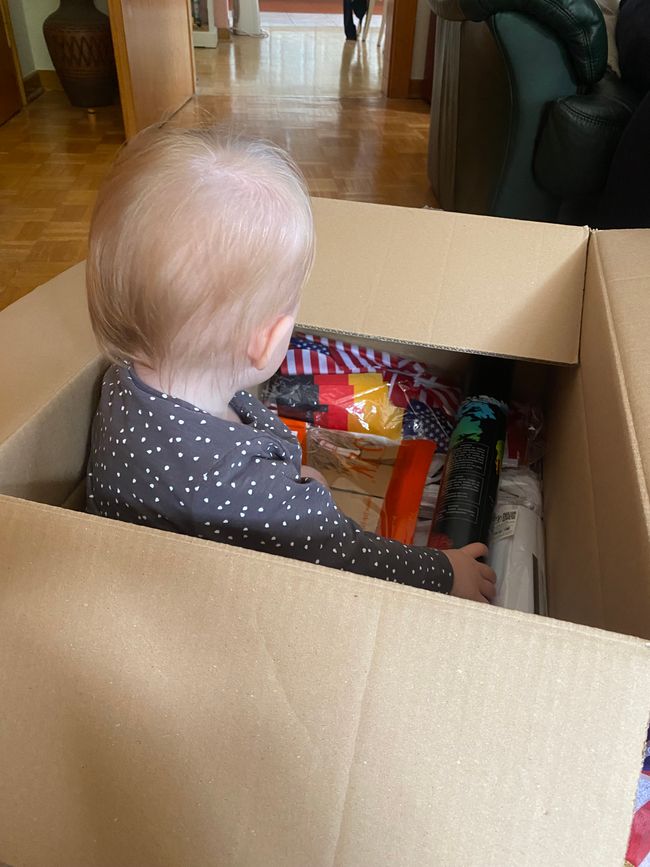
87;364;454;594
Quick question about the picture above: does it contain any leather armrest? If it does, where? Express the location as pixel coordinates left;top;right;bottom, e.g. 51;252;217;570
428;0;607;84
534;75;639;199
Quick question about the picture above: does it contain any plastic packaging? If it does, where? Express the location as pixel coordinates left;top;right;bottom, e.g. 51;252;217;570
504;402;545;468
428;358;513;550
303;427;436;544
266;333;545;463
488;469;547;614
497;466;543;516
263;333;460;450
265;371;457;445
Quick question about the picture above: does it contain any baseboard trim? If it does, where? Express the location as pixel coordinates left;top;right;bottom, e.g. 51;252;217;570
23;71;44;102
22;69;61;101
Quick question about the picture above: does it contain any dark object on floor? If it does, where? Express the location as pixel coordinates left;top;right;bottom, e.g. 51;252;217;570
343;0;368;40
43;0;118;108
427;0;639;224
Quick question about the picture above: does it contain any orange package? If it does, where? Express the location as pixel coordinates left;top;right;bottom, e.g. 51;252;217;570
289;423;436;545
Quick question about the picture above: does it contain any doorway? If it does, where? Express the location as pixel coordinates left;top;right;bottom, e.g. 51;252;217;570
195;2;385;100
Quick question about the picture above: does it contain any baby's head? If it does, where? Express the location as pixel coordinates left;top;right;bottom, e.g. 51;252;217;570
87;126;314;400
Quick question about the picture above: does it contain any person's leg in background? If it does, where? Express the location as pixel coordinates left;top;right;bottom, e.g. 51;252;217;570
343;0;357;40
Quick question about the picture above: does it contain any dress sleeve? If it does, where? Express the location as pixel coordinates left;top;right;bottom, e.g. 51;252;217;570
215;451;454;594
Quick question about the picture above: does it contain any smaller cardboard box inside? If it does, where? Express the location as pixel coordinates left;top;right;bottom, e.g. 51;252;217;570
1;199;650;867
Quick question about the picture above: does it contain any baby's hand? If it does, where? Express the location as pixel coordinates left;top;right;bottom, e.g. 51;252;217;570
445;543;496;604
301;464;329;487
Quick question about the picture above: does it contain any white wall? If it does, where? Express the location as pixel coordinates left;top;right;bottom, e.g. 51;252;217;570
8;0;110;75
22;0;58;70
410;0;431;80
7;0;35;75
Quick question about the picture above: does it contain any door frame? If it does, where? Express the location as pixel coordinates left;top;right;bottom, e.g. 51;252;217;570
108;0;196;139
382;0;419;98
0;0;27;108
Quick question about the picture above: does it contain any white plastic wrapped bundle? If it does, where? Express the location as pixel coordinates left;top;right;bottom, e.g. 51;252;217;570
488;469;547;615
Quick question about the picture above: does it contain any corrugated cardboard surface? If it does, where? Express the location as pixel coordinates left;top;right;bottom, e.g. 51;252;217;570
0;262;103;504
303;199;588;364
0;262;95;444
2;495;650;867
542;230;650;637
591;230;650;507
544;365;605;629
576;232;650;637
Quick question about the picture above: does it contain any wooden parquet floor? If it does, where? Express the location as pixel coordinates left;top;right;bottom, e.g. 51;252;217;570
196;28;384;98
0;44;435;311
0;93;124;310
175;95;435;205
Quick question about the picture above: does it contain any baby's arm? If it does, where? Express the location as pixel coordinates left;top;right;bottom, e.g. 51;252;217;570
293;477;495;601
264;461;485;597
197;449;494;600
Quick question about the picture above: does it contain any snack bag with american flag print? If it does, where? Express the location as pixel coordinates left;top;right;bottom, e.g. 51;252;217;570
264;332;460;450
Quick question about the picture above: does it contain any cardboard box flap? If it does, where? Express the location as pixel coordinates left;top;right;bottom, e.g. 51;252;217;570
589;230;650;507
0;262;97;442
568;229;650;637
2;495;649;867
0;262;103;504
302;199;589;364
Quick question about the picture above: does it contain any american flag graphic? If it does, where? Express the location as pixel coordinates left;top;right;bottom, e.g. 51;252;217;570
282;333;461;418
283;333;430;376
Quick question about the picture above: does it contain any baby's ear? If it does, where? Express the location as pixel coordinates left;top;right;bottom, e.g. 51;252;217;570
247;313;294;371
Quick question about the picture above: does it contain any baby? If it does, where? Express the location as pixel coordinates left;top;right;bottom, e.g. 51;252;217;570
86;126;495;604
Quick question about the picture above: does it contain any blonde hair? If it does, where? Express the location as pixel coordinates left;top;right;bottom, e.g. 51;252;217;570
87;126;314;383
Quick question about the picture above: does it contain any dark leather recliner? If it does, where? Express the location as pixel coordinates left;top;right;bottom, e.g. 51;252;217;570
427;0;640;223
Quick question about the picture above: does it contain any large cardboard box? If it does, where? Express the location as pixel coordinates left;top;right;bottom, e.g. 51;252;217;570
1;199;650;866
